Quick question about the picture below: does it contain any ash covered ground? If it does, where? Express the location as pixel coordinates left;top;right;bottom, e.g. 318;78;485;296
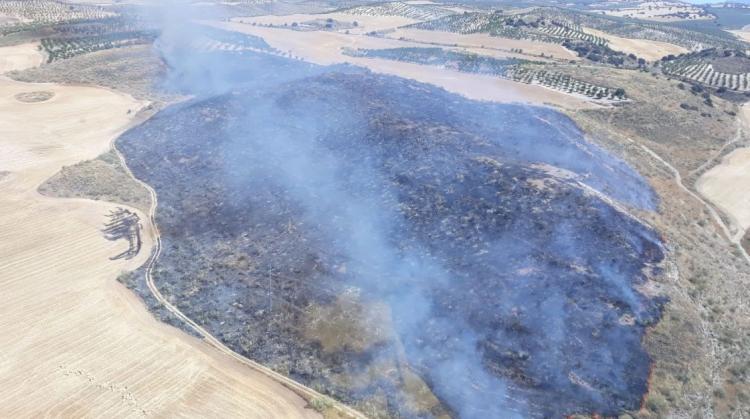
118;49;666;418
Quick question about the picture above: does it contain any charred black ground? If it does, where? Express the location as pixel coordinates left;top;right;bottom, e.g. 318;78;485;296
118;51;666;418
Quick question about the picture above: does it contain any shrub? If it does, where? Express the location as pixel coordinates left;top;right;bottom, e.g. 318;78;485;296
646;394;669;414
309;397;333;412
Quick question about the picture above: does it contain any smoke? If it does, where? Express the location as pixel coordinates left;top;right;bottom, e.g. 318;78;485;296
136;5;521;416
128;2;664;417
217;93;525;417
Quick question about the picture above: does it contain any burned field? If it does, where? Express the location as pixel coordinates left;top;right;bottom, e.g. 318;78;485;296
118;57;666;418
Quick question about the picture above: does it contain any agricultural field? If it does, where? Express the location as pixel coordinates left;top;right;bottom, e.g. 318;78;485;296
41;30;156;62
4;1;750;418
582;26;687;61
213;19;600;108
346;47;627;100
591;1;712;22
183;26;276;55
410;10;655;66
0;0;114;30
233;12;417;34
582;16;746;51
507;66;625;99
412;10;607;46
339;1;457;21
415;7;747;53
662;49;750;92
385;27;579;61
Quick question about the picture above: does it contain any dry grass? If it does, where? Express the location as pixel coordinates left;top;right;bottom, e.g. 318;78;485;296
304;293;392;354
583;27;687;62
38;149;152;212
565;64;750;417
561;65;738;175
9;44;173;102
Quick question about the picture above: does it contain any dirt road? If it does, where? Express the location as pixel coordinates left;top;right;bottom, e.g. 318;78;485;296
697;103;750;243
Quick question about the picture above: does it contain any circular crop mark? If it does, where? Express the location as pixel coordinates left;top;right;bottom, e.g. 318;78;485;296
15;91;55;103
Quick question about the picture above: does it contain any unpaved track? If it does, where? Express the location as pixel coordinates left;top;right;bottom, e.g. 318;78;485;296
627;135;750;265
0;43;319;418
697;103;750;242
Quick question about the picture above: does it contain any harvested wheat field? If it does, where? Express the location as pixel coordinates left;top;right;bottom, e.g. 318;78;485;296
386;28;579;60
697;104;750;239
0;44;318;418
592;1;709;22
0;43;44;74
697;147;750;239
583;27;687;61
729;29;750;44
235;12;418;34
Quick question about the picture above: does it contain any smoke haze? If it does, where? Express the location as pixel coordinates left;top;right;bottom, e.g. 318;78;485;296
120;3;666;417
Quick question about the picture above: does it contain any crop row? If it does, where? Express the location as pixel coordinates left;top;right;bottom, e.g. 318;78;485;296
41;31;155;62
665;62;750;91
0;0;114;26
341;1;455;21
415;7;745;51
412;13;609;49
508;67;625;99
346;47;624;101
411;12;494;33
538;23;607;46
190;38;277;54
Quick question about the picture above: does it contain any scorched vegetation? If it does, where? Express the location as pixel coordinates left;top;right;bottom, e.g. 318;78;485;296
118;48;666;418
